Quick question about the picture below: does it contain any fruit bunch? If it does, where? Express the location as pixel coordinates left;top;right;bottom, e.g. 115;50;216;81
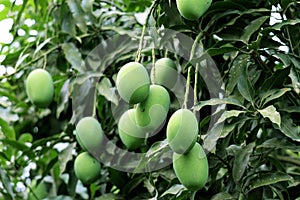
74;117;104;184
116;59;209;190
116;60;172;150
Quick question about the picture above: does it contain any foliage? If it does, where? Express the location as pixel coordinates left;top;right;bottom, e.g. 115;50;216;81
0;0;299;199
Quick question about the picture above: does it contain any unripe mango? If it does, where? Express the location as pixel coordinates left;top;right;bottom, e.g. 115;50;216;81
116;62;150;104
167;109;198;154
74;152;101;184
151;58;178;89
25;69;54;108
136;85;170;132
118;109;147;150
173;143;209;191
176;0;212;21
76;117;103;152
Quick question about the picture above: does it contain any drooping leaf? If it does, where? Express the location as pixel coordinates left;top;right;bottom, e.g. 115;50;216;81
67;0;87;33
259;88;291;106
258;105;281;127
194;98;246;111
61;43;84;73
217;110;246;124
0;167;15;200
237;69;255;103
97;77;118;105
232;142;255;184
246;172;293;193
240;16;269;43
274;115;300;142
160;184;187;197
226;54;250;95
0;118;15;140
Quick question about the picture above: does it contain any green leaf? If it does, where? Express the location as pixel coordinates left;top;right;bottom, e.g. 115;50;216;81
62;12;77;36
58;143;76;176
97;77;118;105
247;172;293;193
0;167;15;200
67;0;87;33
237;69;255;103
226;54;250;95
260;67;290;91
18;133;33;143
207;46;239;57
240;16;269;43
275;115;300;142
160;184;187;197
270;19;300;31
232;142;255;184
260;88;291;106
194;98;246;111
217;110;246;124
61;43;84;73
289;68;300;94
211;192;234;200
258;138;300;151
258;105;281;127
1;139;35;159
0;117;16;140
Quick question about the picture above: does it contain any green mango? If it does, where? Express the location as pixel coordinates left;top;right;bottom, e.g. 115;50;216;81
116;62;150;104
173;143;209;191
74;152;101;184
136;84;170;132
25;69;54;108
167;109;198;154
76;117;103;152
151;58;178;89
118;109;147;150
176;0;212;21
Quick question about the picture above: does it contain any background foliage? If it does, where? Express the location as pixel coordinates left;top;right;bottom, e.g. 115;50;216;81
0;0;299;199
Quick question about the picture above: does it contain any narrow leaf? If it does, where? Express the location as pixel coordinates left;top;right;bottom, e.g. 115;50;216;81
194;98;246;111
217;110;246;124
260;88;291;106
67;0;87;33
241;16;269;43
247;172;292;192
275;115;300;142
0;117;15;140
62;43;84;72
233;142;255;184
258;105;281;127
161;184;187;197
0;167;15;199
237;70;255;103
226;54;249;95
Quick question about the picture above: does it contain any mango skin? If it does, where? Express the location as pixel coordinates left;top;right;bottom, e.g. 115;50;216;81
116;62;150;104
25;69;54;108
136;85;170;132
173;143;209;191
74;152;101;184
75;117;103;152
176;0;212;21
118;109;147;150
151;58;178;89
167;109;198;154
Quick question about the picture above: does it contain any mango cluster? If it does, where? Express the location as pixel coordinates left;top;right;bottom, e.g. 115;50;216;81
74;117;104;184
166;108;209;191
116;59;173;150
